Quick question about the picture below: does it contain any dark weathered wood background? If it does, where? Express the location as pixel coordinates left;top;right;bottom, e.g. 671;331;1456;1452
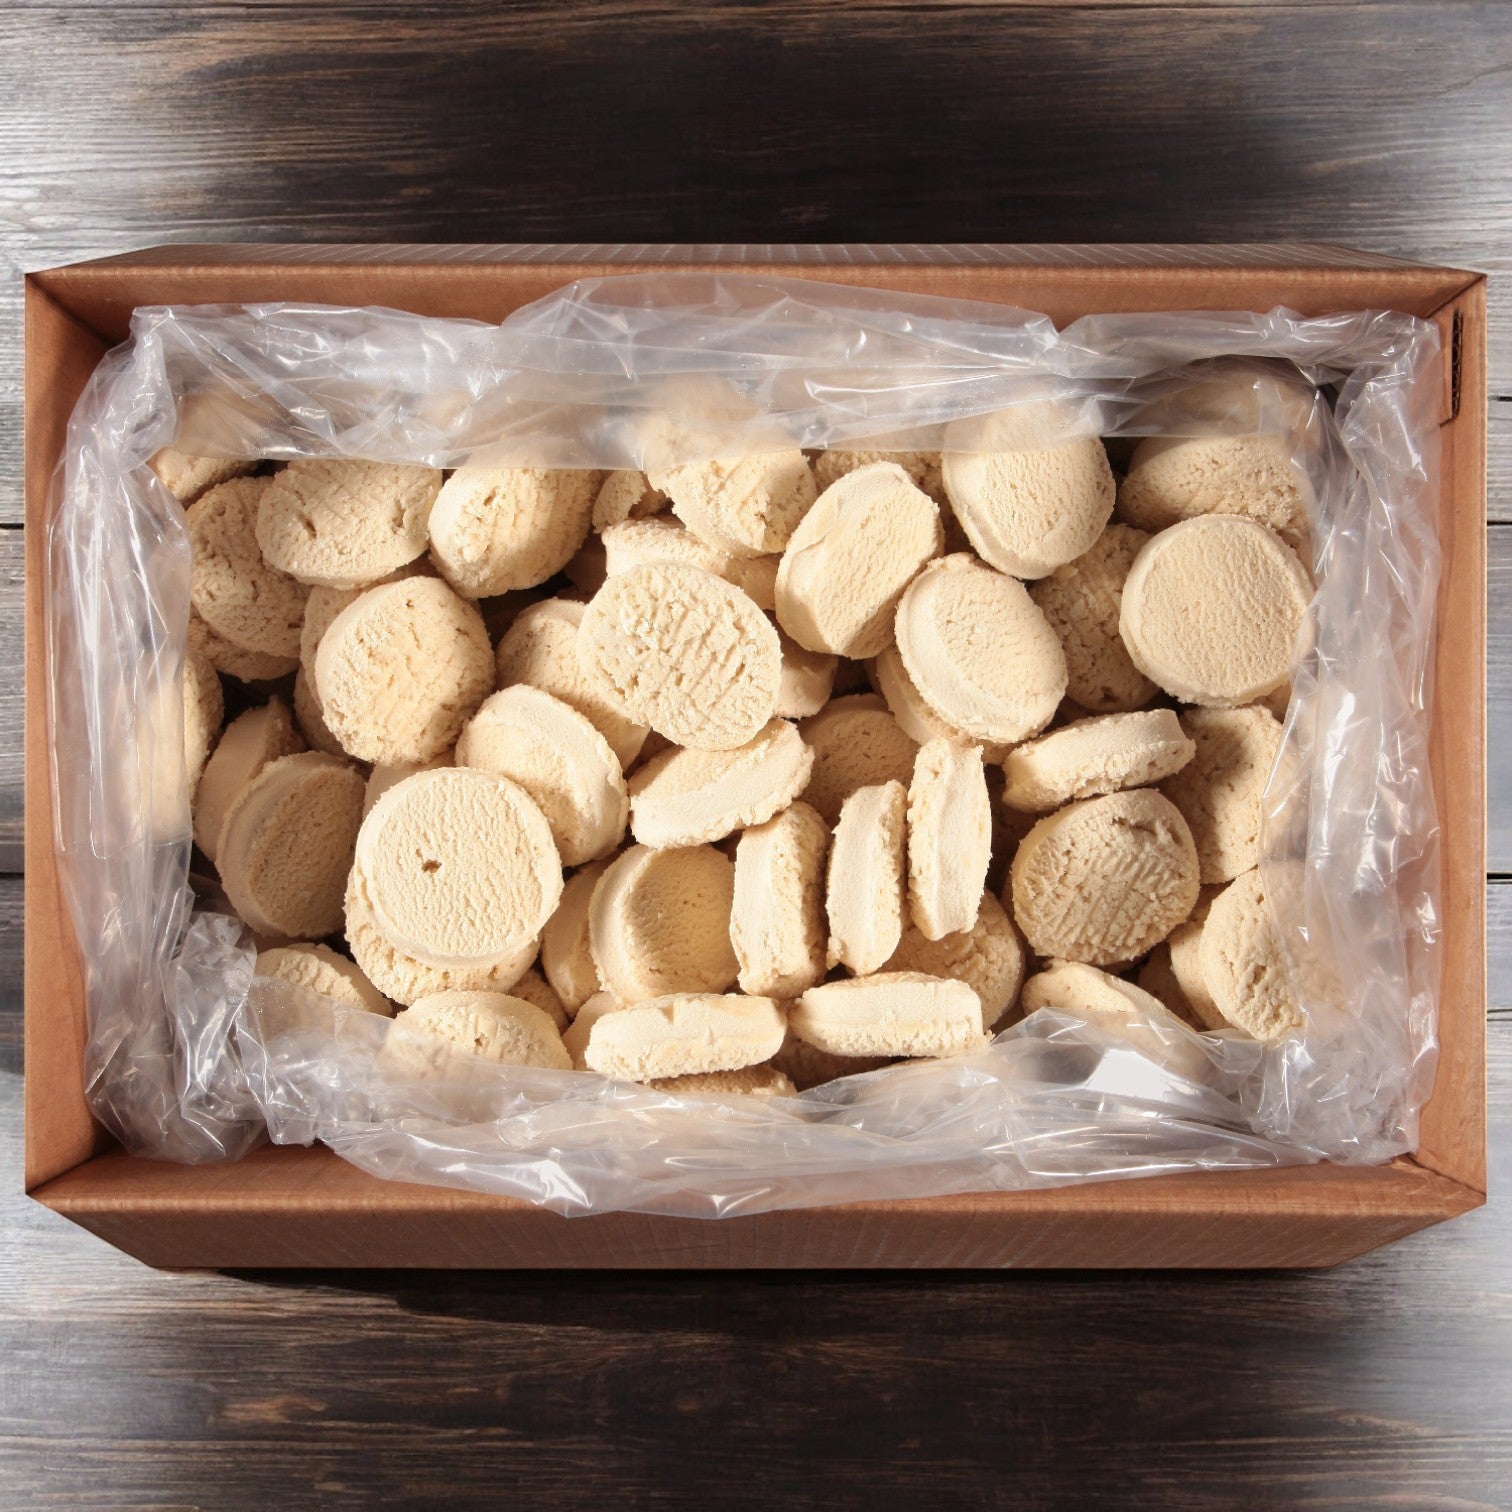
2;2;1508;1506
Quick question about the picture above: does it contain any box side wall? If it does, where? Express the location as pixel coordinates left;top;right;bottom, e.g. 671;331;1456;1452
23;281;110;1188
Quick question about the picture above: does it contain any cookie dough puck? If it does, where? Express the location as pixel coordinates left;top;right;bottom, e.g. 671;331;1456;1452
1020;960;1202;1072
826;779;908;975
731;800;829;997
583;993;786;1082
562;992;628;1068
314;576;494;765
798;694;918;825
457;685;628;866
428;465;598;598
588;843;738;1005
1117;433;1308;538
150;448;256;503
363;751;454;819
1009;789;1200;966
255;942;392;1016
1198;868;1303;1041
774;460;942;658
356;767;563;969
193;697;305;864
602;517;777;609
390;990;571;1072
907;740;991;941
1029;524;1158;713
187;476;309;657
813;448;942;499
790;973;986;1060
628;718;813;848
218;752;365;940
650;1065;796;1098
1119;517;1311;706
181;649;223;799
500;967;569;1032
1001;709;1196;813
256;459;441;589
577;562;781;750
188;610;299;683
771;1030;891;1090
941;409;1114;578
651;450;817;557
540;858;611;1013
774;628;837;719
884;890;1025;1032
593;469;668;530
895;555;1067;745
494;597;648;770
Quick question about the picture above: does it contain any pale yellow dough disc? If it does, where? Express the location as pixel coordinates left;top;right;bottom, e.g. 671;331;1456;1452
1119;517;1311;707
428;464;598;598
1198;868;1304;1042
602;517;777;609
387;990;571;1073
188;611;298;683
628;718;813;849
181;649;223;799
774;461;942;658
770;1030;891;1090
150;448;256;503
895;554;1067;745
583;993;786;1081
255;942;392;1016
188;476;309;658
218;752;365;941
907;740;991;941
256;459;441;590
1009;789;1199;966
812;448;943;500
731;800;829;998
649;1065;796;1098
362;751;454;819
1000;709;1196;813
194;697;305;864
562;992;628;1068
588;843;738;1005
539;858;611;1014
883;890;1025;1032
292;668;346;758
494;598;648;770
1117;434;1308;538
314;577;494;765
456;685;628;866
355;767;563;970
773;627;837;719
501;967;570;1033
826;780;907;975
797;694;918;825
577;562;781;750
344;864;538;1008
650;450;817;558
790;973;987;1060
1160;705;1284;885
941;407;1115;579
1029;524;1158;713
592;469;669;530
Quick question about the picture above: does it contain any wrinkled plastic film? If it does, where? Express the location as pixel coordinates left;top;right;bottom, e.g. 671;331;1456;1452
48;274;1441;1216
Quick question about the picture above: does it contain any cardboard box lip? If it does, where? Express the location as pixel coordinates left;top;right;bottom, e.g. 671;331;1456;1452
21;245;1488;1248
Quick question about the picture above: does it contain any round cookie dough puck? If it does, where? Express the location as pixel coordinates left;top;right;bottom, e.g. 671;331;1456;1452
798;694;918;825
883;891;1025;1033
588;843;738;1006
188;611;299;684
907;740;991;942
826;779;908;976
649;1065;796;1098
731;800;829;998
812;448;942;500
1117;433;1308;538
562;991;628;1068
218;751;365;941
494;598;648;770
650;450;817;558
895;555;1067;746
356;767;563;970
255;942;392;1016
941;408;1115;579
539;859;612;1014
593;470;668;530
150;448;257;504
774;628;837;719
187;476;310;658
182;649;223;799
193;697;305;864
789;973;986;1060
363;752;454;819
601;517;779;610
456;685;628;866
1198;868;1304;1042
1020;960;1204;1073
1000;709;1196;813
495;967;569;1033
1029;524;1158;713
582;993;787;1082
428;465;598;598
1119;516;1311;707
1009;789;1200;967
256;459;441;590
774;460;942;658
628;718;813;849
387;990;571;1074
314;576;494;765
577;562;781;751
771;1030;891;1090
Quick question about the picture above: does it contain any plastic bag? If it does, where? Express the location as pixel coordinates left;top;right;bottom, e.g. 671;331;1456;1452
47;273;1443;1217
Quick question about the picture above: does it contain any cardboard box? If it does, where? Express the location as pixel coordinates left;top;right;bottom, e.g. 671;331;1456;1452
23;245;1487;1268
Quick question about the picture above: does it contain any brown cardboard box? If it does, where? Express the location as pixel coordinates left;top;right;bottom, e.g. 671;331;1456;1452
23;245;1487;1269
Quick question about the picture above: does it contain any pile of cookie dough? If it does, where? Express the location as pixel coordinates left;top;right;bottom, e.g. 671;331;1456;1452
163;398;1310;1101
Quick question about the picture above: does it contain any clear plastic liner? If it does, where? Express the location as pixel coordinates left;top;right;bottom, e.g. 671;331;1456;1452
47;273;1443;1217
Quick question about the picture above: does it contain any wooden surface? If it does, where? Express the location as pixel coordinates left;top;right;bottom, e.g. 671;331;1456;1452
2;1;1509;1506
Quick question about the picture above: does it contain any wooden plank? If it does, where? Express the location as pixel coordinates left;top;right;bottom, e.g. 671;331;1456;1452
0;529;19;875
1490;877;1512;1013
1492;525;1511;872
